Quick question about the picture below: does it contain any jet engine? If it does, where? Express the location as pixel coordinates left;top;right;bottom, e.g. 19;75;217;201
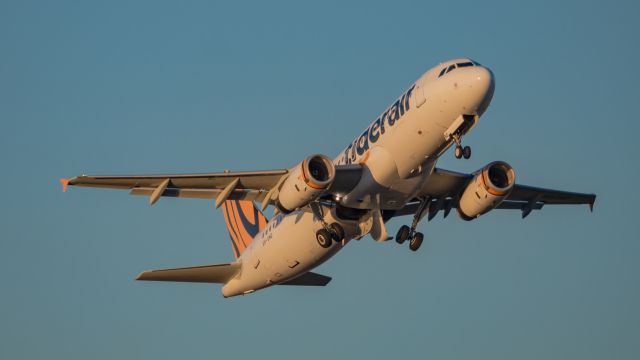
458;161;516;220
276;154;336;213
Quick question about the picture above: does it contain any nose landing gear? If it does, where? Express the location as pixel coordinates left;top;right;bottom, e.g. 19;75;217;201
452;134;471;159
445;114;475;160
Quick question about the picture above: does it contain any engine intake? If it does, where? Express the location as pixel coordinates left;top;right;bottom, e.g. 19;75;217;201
276;154;336;212
458;161;516;220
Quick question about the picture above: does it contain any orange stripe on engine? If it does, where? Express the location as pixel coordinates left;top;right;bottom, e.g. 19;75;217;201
481;170;509;196
301;161;327;190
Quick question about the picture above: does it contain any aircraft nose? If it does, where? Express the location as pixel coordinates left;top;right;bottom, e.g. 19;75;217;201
467;66;495;115
451;65;495;116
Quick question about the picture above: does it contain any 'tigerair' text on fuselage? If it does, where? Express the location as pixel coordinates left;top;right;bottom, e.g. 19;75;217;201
338;84;415;165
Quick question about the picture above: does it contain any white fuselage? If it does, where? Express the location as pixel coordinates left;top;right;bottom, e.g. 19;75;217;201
222;59;495;297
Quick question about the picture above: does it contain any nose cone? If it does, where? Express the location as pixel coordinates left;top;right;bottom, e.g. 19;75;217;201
452;66;495;116
472;66;495;115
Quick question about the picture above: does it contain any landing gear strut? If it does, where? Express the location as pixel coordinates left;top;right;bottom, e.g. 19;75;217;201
395;225;425;251
395;197;430;251
452;134;471;160
311;201;345;248
316;222;345;248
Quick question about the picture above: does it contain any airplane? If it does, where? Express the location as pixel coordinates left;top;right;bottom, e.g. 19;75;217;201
61;58;596;298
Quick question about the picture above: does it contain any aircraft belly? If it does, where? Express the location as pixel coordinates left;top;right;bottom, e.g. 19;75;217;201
340;110;445;209
224;210;348;296
341;177;427;210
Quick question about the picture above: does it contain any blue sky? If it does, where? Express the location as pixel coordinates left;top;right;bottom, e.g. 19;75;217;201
1;0;639;359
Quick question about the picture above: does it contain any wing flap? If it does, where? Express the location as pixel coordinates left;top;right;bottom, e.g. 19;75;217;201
507;184;596;209
496;200;545;210
136;263;240;283
392;198;546;218
129;187;267;201
67;169;288;191
406;167;595;219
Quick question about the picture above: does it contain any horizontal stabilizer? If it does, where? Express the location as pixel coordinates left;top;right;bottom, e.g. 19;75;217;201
280;272;332;286
136;263;240;284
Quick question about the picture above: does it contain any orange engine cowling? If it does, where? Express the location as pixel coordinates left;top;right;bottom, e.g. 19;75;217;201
276;154;335;213
458;161;516;220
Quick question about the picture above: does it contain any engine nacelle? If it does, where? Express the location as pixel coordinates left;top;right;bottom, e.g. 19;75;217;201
458;161;516;220
276;154;336;213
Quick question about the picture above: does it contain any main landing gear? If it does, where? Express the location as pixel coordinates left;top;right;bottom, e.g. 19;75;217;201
396;225;424;251
452;134;471;160
316;222;345;248
395;197;431;252
310;201;345;249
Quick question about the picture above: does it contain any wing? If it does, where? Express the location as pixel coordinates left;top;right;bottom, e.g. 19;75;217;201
62;169;288;206
61;165;363;208
393;168;596;219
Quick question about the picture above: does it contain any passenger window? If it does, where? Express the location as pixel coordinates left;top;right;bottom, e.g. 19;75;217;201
457;62;474;68
438;68;447;77
446;64;456;73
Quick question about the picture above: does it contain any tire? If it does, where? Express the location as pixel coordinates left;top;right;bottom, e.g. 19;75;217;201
328;223;345;242
395;225;411;244
462;146;471;159
409;232;424;251
454;146;462;159
316;229;333;248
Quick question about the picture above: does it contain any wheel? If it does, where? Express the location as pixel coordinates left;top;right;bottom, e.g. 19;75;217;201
328;222;345;242
395;225;411;244
454;146;462;159
409;232;424;251
316;229;333;248
462;146;471;159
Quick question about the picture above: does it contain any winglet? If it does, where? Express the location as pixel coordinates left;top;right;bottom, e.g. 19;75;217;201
60;178;70;193
589;195;596;212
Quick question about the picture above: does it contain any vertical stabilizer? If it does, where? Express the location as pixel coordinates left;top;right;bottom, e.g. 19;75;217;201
220;200;268;258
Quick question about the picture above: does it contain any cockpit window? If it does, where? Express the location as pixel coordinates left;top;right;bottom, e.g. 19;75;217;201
438;61;480;78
